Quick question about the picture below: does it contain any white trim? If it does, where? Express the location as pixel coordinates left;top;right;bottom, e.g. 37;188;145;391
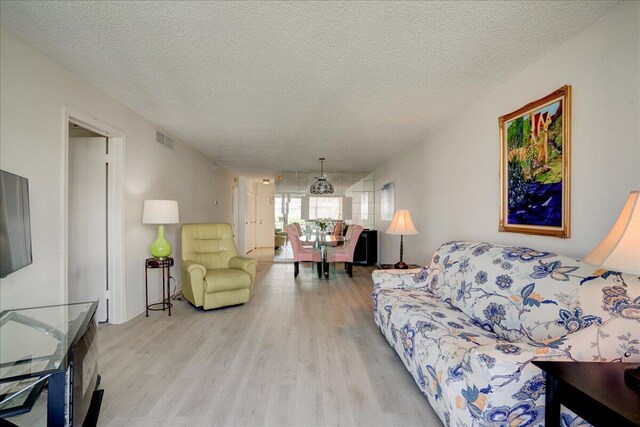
64;107;127;324
107;135;126;324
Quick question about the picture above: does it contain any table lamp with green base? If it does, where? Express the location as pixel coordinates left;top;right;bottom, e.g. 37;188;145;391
583;190;639;391
142;200;180;259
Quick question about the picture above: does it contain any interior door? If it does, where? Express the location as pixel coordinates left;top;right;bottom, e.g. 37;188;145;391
251;192;256;251
245;190;256;254
68;136;108;322
256;193;275;247
232;187;239;248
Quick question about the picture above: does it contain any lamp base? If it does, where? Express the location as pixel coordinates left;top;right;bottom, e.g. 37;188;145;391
394;235;408;269
624;365;640;391
150;224;172;259
394;261;409;270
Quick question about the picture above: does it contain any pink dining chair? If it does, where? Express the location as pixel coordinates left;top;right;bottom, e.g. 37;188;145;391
327;225;363;277
332;220;345;237
291;222;314;248
285;225;322;278
292;222;303;236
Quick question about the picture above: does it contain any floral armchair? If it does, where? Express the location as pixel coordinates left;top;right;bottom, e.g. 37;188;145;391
372;241;640;427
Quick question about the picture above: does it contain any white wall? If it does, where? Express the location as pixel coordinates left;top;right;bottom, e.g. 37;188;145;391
374;141;428;265
0;30;235;320
375;2;640;265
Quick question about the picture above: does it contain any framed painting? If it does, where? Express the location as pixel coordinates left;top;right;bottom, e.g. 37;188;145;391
499;85;571;237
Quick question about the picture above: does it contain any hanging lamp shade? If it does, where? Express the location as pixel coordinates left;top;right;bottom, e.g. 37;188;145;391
309;157;334;195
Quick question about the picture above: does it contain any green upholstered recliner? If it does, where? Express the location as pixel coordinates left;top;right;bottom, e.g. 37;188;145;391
181;223;257;310
274;229;287;249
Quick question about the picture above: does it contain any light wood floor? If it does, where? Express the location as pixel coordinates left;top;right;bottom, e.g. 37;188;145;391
247;247;276;262
97;262;441;427
274;243;294;262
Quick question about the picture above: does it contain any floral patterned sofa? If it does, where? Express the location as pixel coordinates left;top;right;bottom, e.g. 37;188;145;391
372;241;640;427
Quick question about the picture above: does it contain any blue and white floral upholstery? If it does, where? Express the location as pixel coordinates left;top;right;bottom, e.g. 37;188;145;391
372;241;640;427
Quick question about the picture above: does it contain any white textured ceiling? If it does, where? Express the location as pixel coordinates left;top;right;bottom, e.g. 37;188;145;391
0;1;618;173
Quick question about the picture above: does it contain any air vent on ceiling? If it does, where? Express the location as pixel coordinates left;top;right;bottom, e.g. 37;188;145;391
155;130;175;151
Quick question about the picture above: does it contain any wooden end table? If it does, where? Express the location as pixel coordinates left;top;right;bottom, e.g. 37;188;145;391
532;361;640;427
376;263;422;270
145;257;174;316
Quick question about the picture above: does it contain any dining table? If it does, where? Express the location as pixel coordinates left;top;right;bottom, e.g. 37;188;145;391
298;234;347;279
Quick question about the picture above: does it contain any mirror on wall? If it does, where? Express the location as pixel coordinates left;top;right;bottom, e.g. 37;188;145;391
275;171;375;229
380;181;395;222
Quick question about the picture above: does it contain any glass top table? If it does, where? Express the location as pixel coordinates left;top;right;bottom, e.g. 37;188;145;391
298;235;348;279
0;301;98;418
298;234;346;246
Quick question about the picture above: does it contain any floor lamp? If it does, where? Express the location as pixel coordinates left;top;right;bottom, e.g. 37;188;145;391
386;209;419;269
583;191;639;390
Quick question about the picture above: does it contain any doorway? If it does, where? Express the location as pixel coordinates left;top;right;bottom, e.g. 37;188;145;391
274;194;302;262
232;186;239;248
67;123;109;322
245;188;256;254
65;110;125;324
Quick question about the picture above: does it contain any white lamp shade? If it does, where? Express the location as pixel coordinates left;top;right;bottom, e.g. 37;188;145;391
386;209;419;235
142;200;180;224
583;191;640;275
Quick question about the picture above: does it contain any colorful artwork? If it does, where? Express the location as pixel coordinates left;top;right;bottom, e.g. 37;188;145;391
499;86;571;237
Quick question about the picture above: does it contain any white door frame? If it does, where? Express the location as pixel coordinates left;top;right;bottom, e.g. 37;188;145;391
63;107;126;324
232;185;239;248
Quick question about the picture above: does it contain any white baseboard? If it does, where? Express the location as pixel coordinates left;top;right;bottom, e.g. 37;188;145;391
125;283;182;322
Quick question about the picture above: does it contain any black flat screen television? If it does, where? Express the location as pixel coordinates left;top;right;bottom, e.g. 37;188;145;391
0;169;33;278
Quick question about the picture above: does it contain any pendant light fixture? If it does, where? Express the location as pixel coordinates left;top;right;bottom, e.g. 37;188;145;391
309;157;334;195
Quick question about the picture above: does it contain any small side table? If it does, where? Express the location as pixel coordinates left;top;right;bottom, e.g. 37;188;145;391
376;263;422;270
145;257;174;317
533;361;640;427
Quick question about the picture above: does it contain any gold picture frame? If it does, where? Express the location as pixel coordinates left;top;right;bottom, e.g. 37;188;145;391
499;85;571;238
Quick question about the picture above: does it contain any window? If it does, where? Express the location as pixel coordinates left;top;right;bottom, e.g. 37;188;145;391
309;197;342;220
288;196;302;224
274;194;304;229
274;195;284;230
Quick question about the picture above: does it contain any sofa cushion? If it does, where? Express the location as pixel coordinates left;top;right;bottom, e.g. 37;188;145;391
204;268;251;293
375;288;500;346
425;241;616;344
373;287;502;420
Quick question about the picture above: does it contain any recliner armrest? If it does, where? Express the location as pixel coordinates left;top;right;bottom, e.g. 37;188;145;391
183;261;207;276
229;256;258;291
181;261;207;307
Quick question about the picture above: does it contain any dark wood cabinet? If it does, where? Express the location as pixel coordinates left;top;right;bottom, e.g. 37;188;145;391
353;229;377;266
